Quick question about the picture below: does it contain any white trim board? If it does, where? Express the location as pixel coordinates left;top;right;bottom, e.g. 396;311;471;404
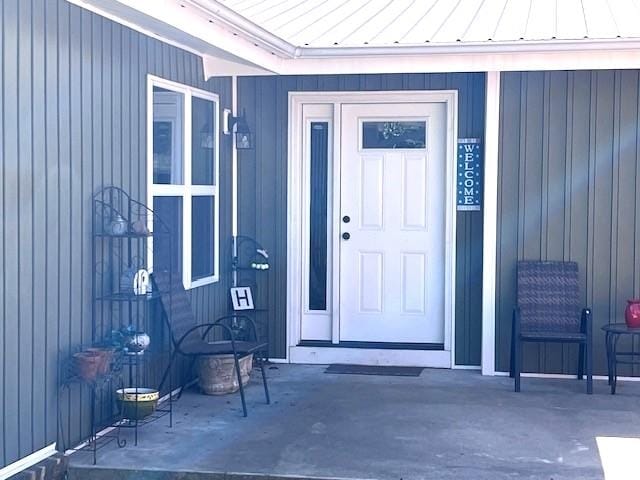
207;48;640;77
481;72;501;376
0;443;57;480
287;90;458;368
231;75;239;287
231;75;238;239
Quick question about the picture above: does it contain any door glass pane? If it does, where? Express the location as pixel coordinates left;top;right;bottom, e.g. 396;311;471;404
153;86;184;184
309;122;329;311
192;96;216;186
153;196;183;275
192;196;215;281
362;121;426;149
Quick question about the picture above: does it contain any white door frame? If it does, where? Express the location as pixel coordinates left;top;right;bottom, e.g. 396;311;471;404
287;90;458;367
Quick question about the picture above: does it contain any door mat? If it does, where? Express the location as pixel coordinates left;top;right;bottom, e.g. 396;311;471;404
324;364;424;376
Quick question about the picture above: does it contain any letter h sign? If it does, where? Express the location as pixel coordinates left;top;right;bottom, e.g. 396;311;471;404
230;287;254;310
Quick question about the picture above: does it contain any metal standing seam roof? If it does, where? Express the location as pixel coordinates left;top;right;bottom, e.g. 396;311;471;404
216;0;640;48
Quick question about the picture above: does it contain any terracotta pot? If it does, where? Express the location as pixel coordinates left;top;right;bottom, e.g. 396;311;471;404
625;299;640;328
85;347;115;374
197;354;253;395
73;352;102;381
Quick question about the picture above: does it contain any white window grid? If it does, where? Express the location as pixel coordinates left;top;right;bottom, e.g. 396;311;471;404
146;74;220;288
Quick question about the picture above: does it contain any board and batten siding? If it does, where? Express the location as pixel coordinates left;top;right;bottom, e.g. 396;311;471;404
497;70;640;375
0;0;232;467
237;73;486;363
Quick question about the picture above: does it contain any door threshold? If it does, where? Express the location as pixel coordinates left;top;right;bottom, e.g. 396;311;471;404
298;340;444;351
289;345;452;368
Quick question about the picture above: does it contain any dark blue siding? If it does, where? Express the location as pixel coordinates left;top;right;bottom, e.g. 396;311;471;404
497;71;640;376
0;0;231;467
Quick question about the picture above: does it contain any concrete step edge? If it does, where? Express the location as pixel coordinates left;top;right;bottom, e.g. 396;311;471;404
68;465;378;480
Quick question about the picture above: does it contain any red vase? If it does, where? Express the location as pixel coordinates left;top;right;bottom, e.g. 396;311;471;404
625;299;640;328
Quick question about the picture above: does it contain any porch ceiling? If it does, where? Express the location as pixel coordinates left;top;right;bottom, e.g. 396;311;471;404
70;0;640;76
219;0;640;49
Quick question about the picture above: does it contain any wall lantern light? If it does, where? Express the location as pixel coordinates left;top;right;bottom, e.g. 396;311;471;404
224;108;253;150
200;120;214;149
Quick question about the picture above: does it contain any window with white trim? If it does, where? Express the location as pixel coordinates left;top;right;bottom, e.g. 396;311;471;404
148;76;219;288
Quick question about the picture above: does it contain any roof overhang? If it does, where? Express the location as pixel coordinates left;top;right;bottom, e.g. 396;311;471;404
69;0;640;77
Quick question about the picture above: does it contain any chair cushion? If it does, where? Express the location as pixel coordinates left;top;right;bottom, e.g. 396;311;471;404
181;340;268;356
520;331;586;342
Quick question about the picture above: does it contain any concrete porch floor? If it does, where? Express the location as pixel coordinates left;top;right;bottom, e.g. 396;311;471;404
69;365;640;480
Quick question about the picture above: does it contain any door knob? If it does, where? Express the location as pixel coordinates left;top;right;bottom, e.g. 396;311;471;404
342;215;351;223
342;232;351;240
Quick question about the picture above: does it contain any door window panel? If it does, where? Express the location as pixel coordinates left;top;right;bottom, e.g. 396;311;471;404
308;122;329;311
362;121;426;149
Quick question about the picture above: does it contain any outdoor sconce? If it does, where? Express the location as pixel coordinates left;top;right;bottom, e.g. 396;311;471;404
200;120;214;149
224;108;253;150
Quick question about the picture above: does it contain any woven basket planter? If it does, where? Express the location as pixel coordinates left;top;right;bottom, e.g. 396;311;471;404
197;353;252;395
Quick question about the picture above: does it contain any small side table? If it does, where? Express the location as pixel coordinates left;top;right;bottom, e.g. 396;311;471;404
602;323;640;394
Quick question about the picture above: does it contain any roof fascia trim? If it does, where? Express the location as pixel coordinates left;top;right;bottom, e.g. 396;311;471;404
298;38;640;58
186;0;298;58
271;49;640;76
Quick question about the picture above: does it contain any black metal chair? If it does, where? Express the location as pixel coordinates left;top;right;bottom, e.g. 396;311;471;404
510;261;593;394
154;271;270;417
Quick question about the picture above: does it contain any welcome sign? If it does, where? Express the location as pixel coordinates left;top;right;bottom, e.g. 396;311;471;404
457;138;482;211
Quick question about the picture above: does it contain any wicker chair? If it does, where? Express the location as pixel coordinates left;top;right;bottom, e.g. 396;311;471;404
510;261;593;393
154;271;270;417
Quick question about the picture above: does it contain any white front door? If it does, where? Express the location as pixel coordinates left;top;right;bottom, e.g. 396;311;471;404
339;103;447;344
